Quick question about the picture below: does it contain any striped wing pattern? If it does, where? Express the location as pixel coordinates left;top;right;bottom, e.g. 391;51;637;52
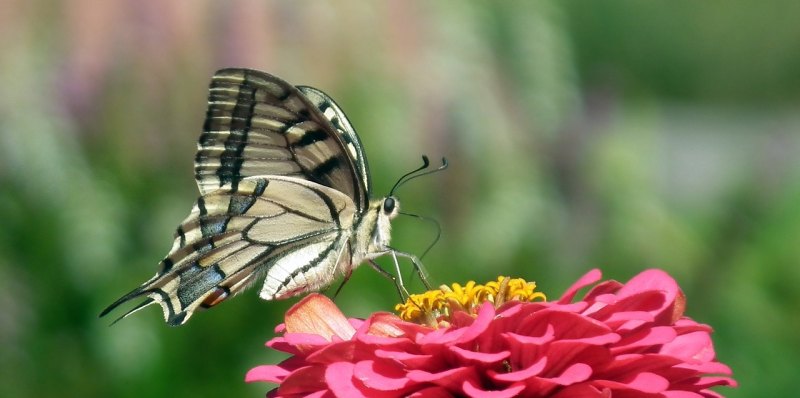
196;69;370;210
100;69;378;326
102;177;357;326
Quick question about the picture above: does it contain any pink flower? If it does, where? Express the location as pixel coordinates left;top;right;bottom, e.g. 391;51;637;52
246;270;736;397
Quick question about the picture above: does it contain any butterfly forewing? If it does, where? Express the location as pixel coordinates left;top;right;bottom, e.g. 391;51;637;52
196;69;369;209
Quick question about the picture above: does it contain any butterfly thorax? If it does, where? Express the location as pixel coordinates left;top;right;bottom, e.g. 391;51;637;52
350;196;399;266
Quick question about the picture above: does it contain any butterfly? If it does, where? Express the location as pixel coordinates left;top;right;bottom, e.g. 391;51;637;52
101;68;446;326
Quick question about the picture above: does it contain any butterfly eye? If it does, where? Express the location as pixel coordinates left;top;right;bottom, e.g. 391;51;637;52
383;197;396;214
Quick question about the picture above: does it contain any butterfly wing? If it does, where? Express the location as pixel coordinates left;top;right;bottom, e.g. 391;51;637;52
196;68;370;210
100;176;357;326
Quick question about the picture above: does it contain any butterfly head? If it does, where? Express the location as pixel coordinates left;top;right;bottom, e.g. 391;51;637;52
367;196;400;251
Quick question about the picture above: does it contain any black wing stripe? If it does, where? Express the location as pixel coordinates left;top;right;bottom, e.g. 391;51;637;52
200;215;230;237
276;233;343;296
291;129;328;147
217;73;257;192
228;179;268;215
177;263;226;309
308;157;343;183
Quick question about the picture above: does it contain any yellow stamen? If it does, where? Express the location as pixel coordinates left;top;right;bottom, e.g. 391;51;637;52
395;276;546;327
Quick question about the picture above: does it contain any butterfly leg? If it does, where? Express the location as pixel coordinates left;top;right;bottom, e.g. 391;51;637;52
331;268;354;300
368;259;410;300
387;248;432;290
382;252;434;320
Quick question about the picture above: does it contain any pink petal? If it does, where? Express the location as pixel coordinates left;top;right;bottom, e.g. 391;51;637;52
618;269;684;323
276;365;327;395
417;326;455;345
353;360;411;391
374;349;437;368
283;332;337;348
590;292;664;326
245;365;288;383
448;345;510;365
306;391;333;398
285;294;356;341
582;281;625;302
407;366;478;391
558;269;603;303
504;324;555;345
325;362;367;397
406;386;454;398
552;383;611;398
618;269;678;298
694;375;738;388
612;326;677;355
363;312;413;337
265;337;304;355
462;379;525;398
519;310;619;345
547;362;593;385
618;372;670;393
545;343;612;374
490;356;548;382
662;392;705;398
678;361;733;376
305;340;356;364
454;302;496;344
356;332;410;348
603;310;656;330
348;317;366;330
660;331;716;362
600;353;681;376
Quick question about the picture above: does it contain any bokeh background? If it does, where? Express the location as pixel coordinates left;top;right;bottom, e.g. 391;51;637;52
1;1;798;397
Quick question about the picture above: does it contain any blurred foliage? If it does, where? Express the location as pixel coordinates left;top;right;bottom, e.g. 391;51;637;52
1;1;798;397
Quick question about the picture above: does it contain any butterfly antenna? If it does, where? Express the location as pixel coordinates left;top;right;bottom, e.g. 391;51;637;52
399;211;442;260
389;156;449;196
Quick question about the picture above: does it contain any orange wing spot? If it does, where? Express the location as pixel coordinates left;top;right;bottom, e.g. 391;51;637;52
201;287;230;308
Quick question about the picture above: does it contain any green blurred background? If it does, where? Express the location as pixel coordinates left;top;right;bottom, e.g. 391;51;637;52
1;1;797;397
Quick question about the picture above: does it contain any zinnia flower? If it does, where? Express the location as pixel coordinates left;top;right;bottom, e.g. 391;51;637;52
246;269;736;397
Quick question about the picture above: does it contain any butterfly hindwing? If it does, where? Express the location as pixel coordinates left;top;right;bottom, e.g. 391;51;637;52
196;69;370;210
101;176;357;325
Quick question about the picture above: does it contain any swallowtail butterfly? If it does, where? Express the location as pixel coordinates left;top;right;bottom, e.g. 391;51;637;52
101;69;444;326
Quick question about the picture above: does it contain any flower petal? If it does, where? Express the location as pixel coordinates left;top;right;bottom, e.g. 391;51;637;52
275;365;327;395
407;366;478;391
448;345;510;366
244;365;287;383
406;386;453;398
660;331;716;363
353;360;411;391
285;294;356;341
462;379;526;398
490;356;548;382
557;269;603;303
325;362;367;397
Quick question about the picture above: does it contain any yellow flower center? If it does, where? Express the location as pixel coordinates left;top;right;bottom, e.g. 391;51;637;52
395;276;546;327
